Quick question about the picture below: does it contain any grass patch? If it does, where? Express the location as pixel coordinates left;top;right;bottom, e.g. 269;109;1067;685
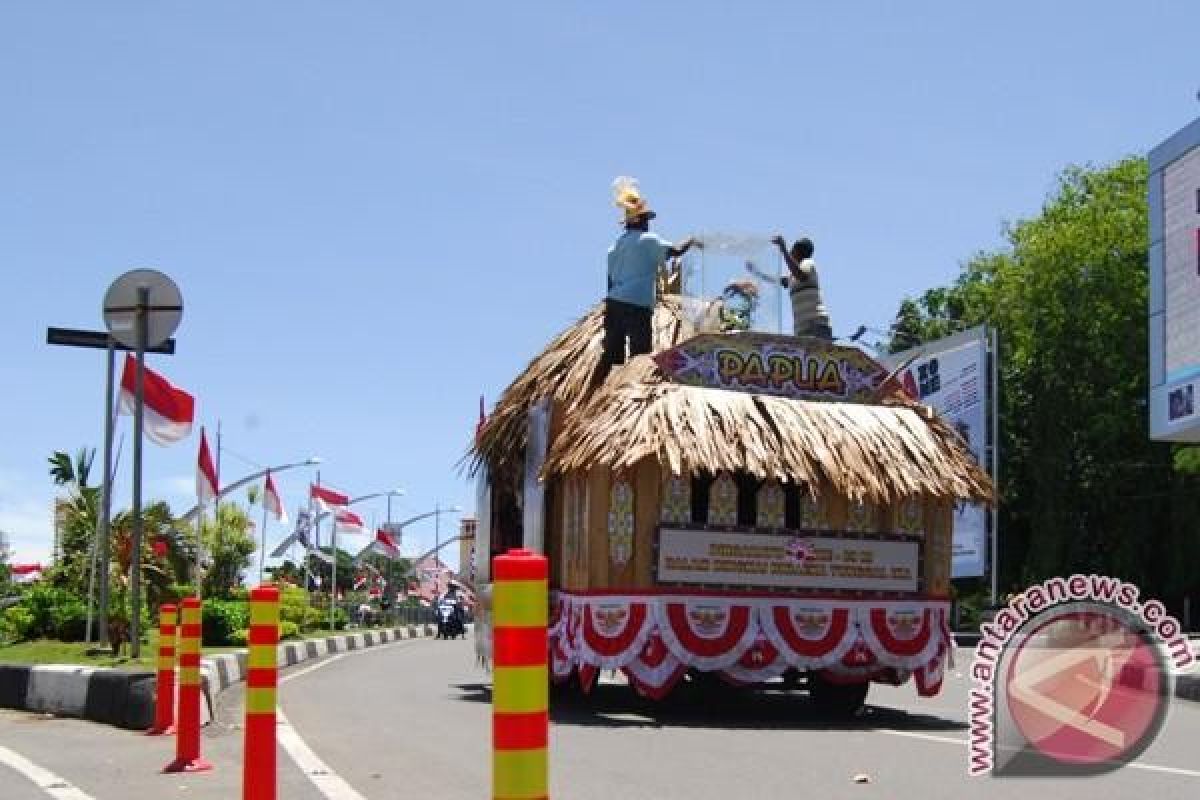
0;621;424;668
0;633;240;670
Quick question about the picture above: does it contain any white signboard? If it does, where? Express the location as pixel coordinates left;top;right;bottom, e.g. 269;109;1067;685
1150;117;1200;442
656;528;919;592
883;328;989;578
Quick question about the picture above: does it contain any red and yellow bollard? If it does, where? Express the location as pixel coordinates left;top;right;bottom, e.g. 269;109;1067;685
492;548;548;800
147;603;177;735
164;597;212;773
243;586;280;800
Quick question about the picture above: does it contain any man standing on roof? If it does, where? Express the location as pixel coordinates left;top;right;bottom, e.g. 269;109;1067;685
770;234;832;339
603;177;698;374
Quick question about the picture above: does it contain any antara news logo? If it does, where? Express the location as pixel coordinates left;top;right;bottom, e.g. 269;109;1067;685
968;575;1194;777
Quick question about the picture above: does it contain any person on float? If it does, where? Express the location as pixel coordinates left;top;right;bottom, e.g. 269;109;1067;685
747;234;832;338
603;176;699;375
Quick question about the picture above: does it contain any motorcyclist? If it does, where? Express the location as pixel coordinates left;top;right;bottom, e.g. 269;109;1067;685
437;584;466;638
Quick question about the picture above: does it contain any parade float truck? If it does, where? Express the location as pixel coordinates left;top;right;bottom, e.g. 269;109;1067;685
468;243;992;715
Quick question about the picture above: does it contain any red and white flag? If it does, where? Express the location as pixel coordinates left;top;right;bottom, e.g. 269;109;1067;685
11;564;43;585
117;354;195;446
334;508;366;536
196;428;219;504
369;528;402;560
310;483;349;513
263;470;288;524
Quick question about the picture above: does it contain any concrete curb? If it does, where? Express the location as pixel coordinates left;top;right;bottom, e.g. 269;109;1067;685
0;623;442;730
1176;674;1200;702
954;634;1200;704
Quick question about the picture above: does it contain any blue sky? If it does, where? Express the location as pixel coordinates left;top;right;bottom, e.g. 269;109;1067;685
1;2;1196;569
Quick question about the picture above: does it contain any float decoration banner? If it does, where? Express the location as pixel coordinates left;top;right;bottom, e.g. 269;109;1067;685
656;528;919;592
653;334;889;402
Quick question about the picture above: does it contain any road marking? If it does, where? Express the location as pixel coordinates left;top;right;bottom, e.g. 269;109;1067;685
277;709;368;800
875;728;1200;778
0;745;97;800
275;639;418;799
280;653;347;685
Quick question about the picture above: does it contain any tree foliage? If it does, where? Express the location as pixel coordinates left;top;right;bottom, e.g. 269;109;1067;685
889;158;1199;601
45;448;99;596
198;502;257;599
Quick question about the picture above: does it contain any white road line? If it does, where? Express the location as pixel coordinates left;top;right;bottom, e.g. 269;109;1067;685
275;639;417;799
277;710;368;800
280;653;347;685
0;745;97;800
875;728;1200;778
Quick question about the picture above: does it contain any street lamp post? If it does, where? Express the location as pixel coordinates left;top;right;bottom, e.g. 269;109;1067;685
321;488;404;631
177;457;320;595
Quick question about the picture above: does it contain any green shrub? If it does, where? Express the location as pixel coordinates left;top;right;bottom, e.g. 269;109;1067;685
202;599;250;646
332;607;348;631
51;599;88;641
280;621;300;640
2;606;34;641
18;586;80;639
301;606;325;632
164;584;196;604
228;629;249;647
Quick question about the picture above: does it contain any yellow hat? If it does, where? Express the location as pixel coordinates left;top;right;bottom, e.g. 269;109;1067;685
612;176;655;222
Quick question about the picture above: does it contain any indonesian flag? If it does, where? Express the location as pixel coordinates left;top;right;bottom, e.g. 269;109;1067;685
11;564;43;585
310;483;349;512
334;509;366;536
358;528;401;561
196;428;219;504
117;354;195;446
353;571;368;591
263;470;288;524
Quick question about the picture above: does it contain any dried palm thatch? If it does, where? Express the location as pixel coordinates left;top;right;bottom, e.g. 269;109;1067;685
544;356;993;505
471;297;993;506
468;297;695;488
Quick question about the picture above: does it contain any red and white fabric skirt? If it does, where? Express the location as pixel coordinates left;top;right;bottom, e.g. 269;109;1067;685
548;592;954;700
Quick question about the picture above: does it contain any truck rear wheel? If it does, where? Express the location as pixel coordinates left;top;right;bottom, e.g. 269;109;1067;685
808;673;868;717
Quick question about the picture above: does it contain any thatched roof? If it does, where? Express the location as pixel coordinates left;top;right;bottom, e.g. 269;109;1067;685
469;297;695;487
544;356;992;505
471;297;993;505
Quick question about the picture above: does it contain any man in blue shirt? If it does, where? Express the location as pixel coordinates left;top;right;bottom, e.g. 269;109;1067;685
604;178;697;375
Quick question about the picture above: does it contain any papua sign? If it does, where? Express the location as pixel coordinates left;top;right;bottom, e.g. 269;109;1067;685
653;333;889;402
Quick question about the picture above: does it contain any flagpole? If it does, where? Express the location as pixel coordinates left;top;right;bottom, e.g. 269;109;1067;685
258;471;269;585
195;425;207;600
129;286;148;659
306;471;317;607
97;340;116;646
330;513;338;632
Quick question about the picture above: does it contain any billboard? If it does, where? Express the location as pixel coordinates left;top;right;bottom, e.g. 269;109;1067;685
882;327;990;578
1150;117;1200;441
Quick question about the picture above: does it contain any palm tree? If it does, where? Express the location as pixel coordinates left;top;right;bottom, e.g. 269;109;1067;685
48;448;95;491
47;448;99;595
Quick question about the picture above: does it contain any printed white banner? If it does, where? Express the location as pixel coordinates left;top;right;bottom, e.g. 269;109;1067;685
656;528;919;592
884;329;989;578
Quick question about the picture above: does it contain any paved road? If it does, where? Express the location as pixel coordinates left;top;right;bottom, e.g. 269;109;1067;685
0;638;1197;799
276;638;1200;800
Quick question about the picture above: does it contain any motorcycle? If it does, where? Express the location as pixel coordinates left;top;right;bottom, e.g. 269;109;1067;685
436;599;466;639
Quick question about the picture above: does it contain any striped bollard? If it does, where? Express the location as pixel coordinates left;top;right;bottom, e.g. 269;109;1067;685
147;603;177;735
243;586;280;800
164;597;212;773
493;548;548;800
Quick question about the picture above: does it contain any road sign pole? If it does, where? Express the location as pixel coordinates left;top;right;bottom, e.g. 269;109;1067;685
130;286;148;660
97;339;115;646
